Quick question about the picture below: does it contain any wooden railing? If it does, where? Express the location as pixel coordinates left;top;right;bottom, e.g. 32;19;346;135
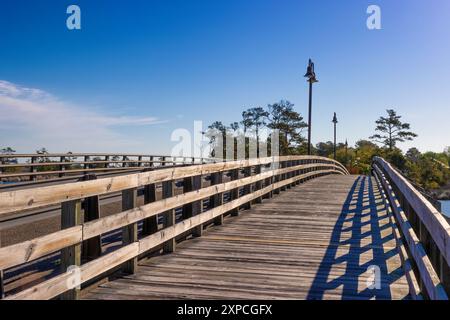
0;155;347;300
372;157;450;300
0;153;215;187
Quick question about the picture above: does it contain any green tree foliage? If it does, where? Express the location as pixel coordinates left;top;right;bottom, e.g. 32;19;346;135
0;147;17;164
315;141;334;157
267;100;307;155
370;109;417;150
207;121;227;158
0;147;18;173
209;101;307;157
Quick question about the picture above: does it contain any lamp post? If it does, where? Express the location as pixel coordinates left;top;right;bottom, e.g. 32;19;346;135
332;112;338;160
304;59;318;155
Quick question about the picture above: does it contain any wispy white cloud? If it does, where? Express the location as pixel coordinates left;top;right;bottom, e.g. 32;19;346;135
0;80;165;152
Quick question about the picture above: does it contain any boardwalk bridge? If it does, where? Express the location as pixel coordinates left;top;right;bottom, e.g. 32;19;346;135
0;155;449;300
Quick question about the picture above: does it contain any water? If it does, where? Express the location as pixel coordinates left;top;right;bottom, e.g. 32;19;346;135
441;200;450;218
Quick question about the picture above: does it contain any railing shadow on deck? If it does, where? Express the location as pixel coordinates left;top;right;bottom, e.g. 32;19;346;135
306;176;406;300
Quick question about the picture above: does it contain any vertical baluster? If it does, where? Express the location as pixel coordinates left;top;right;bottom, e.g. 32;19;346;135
193;175;204;237
104;155;110;169
229;169;240;216
210;171;224;225
0;234;4;299
142;181;158;236
182;177;194;220
30;156;37;181
81;174;101;262
150;156;154;168
0;156;4;176
440;255;450;295
162;180;176;252
254;164;263;203
182;175;202;236
242;166;252;209
280;161;287;191
295;160;301;185
83;156;89;175
121;188;138;273
59;156;66;178
60;199;82;300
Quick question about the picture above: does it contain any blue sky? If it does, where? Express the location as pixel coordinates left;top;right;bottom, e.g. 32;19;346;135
1;0;449;154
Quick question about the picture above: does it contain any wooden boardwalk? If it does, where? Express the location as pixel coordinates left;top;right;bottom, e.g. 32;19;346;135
84;175;410;300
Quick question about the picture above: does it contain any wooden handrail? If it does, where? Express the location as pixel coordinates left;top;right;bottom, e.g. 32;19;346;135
0;156;347;215
372;157;450;300
0;155;346;300
0;153;215;159
0;154;216;182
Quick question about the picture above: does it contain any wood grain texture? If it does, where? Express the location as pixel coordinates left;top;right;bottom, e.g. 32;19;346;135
0;156;347;215
84;175;410;300
374;158;450;267
373;165;448;300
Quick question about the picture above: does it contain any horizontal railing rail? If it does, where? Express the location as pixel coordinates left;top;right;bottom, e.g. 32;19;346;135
0;153;216;183
372;157;450;300
0;155;347;300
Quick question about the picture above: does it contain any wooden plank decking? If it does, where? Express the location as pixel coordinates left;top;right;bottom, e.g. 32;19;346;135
83;174;410;300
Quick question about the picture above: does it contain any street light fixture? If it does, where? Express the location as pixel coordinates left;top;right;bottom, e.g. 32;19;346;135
304;59;318;155
332;112;338;160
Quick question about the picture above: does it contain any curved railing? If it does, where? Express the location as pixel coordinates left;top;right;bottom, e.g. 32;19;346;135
0;153;216;187
372;157;450;300
0;155;347;299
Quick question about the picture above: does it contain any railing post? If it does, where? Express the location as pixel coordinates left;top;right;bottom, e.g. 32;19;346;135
287;161;293;189
210;171;224;225
0;270;3;299
295;160;301;185
142;181;158;236
0;235;4;299
121;188;138;273
182;174;203;236
104;155;110;168
192;175;204;236
81;174;102;262
242;166;252;209
280;161;287;191
60;199;82;300
229;169;240;216
138;156;143;167
59;156;66;178
440;255;450;294
150;156;154;168
30;156;37;181
273;160;281;195
162;180;176;252
83;156;89;175
254;164;263;204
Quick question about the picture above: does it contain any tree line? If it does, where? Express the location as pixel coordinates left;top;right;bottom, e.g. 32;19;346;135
1;106;449;194
205;104;449;194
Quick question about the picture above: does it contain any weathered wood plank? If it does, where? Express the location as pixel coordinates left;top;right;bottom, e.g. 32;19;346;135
84;175;409;300
0;226;82;270
0;156;347;215
60;199;82;300
121;188;138;273
374;165;448;300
